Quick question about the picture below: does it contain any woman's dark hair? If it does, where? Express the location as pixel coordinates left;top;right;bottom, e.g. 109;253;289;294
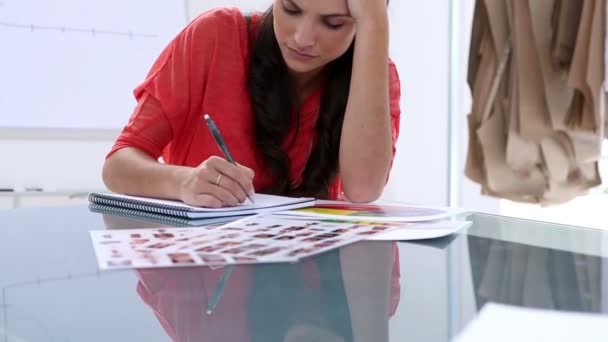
247;7;354;199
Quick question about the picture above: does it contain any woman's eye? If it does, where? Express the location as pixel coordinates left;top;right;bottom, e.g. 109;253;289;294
282;6;300;15
324;21;344;30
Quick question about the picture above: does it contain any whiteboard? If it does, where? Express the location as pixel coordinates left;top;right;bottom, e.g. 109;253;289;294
0;0;187;130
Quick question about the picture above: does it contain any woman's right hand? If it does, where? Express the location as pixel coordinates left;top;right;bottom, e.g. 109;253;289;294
179;156;255;208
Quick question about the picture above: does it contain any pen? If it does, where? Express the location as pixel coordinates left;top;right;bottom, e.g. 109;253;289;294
206;265;234;315
203;114;256;204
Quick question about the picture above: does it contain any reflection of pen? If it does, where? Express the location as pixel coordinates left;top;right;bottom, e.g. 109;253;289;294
206;265;234;315
203;114;255;204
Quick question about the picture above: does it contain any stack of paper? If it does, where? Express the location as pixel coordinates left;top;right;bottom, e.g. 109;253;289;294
89;198;471;270
279;200;471;241
91;213;415;270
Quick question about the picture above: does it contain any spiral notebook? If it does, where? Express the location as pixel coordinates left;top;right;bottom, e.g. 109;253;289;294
88;192;316;219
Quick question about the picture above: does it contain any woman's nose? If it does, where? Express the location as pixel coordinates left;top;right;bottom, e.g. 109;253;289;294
293;20;316;48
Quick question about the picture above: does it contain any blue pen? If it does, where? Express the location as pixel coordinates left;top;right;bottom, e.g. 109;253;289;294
203;114;255;204
206;265;234;314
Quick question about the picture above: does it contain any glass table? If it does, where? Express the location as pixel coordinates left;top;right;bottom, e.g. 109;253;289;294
0;205;606;341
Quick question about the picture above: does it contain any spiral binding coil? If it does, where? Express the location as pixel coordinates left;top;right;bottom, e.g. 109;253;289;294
88;193;190;218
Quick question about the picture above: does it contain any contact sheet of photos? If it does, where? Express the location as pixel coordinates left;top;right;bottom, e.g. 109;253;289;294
90;213;412;270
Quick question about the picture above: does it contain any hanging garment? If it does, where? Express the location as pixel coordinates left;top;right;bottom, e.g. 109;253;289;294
465;0;606;205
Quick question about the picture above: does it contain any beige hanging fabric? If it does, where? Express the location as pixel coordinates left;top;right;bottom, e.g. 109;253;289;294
465;0;607;205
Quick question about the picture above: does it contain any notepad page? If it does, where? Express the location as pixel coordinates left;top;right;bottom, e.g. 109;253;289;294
99;193;314;212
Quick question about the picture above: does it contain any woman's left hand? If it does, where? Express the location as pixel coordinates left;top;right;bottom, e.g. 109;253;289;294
347;0;388;23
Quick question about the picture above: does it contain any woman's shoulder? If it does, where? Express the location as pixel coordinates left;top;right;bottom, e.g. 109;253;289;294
190;7;244;25
180;7;265;55
185;7;247;37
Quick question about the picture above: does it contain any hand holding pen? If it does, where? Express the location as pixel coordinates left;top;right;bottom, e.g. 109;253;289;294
177;114;256;208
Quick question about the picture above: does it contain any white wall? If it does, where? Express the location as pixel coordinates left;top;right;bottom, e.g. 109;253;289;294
382;1;450;207
0;138;113;190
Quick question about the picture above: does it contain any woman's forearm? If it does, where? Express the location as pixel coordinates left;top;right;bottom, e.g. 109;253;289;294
102;147;191;200
339;13;392;203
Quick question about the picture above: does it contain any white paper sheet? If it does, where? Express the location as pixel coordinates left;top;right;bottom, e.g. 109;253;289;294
280;200;469;222
367;221;472;241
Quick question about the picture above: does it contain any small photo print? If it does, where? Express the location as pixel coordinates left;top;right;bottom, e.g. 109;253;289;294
274;235;296;241
252;228;271;233
253;234;277;239
349;224;366;229
313;239;341;249
148;242;175;249
218;233;240;239
331;228;349;234
248;247;285;256
196;245;225;253
222;243;266;254
221;247;249;255
130;239;150;245
195;241;240;253
243;243;267;250
357;231;378;235
198;254;227;264
316;233;340;239
153;233;175;239
190;240;211;246
283;226;306;232
287;247;315;257
233;256;258;263
168;253;195;265
302;233;340;242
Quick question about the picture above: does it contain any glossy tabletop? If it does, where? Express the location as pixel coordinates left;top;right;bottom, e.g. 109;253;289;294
1;205;607;341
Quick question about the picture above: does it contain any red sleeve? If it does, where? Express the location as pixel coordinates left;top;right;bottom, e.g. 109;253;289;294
388;59;402;162
106;8;243;160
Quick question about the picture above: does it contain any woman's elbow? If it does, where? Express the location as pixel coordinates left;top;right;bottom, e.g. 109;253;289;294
342;186;383;203
102;156;121;192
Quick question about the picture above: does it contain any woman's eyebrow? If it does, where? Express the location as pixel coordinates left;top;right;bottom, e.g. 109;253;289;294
286;0;350;18
284;0;301;10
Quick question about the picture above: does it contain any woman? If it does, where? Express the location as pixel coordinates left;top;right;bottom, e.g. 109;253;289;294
101;0;401;208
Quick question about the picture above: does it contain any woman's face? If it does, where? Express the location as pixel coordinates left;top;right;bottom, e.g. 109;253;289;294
273;0;356;77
